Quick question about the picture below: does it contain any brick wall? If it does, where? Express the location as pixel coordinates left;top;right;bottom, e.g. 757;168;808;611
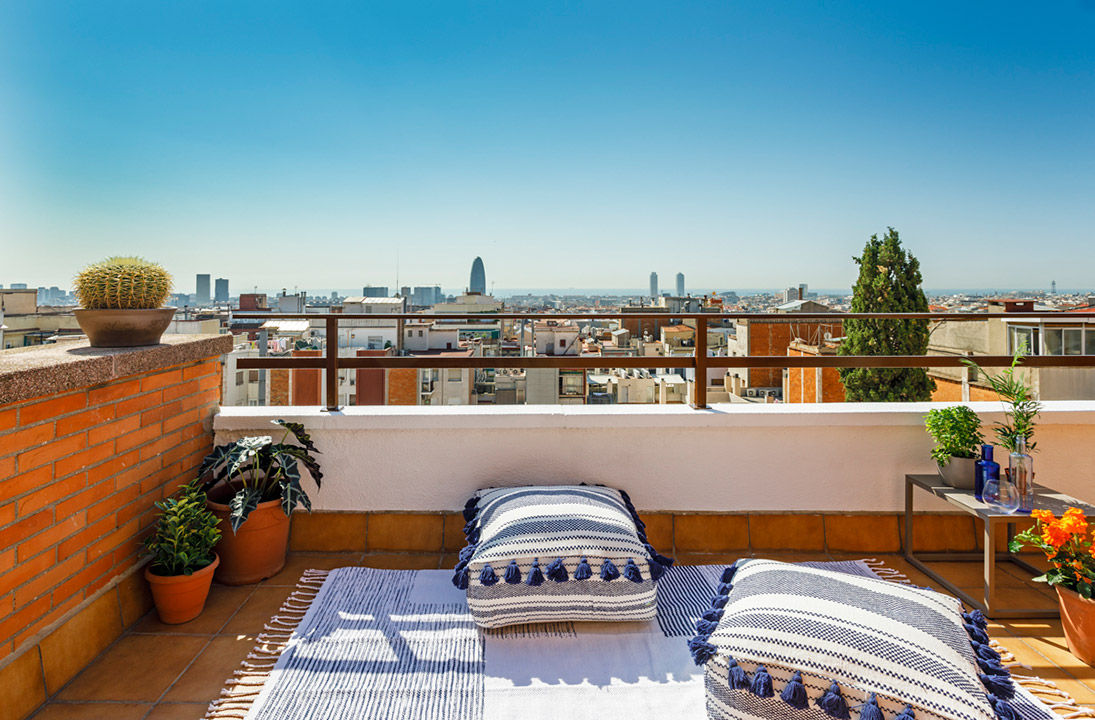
930;376;1002;402
387;369;418;405
747;319;842;388
786;346;845;403
0;358;221;658
290;349;322;405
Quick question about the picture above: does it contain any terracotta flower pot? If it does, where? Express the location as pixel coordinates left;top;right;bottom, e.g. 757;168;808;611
74;307;176;347
1057;586;1095;666
207;496;290;585
145;555;219;625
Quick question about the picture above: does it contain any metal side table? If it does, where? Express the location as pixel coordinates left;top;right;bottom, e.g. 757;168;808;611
904;474;1095;618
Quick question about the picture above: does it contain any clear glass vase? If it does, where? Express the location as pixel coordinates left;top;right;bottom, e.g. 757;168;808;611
983;472;1020;514
1009;436;1035;514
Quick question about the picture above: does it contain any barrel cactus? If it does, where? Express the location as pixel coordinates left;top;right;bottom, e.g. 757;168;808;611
74;257;173;310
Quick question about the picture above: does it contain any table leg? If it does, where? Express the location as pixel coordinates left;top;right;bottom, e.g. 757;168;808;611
904;481;914;560
984;518;996;615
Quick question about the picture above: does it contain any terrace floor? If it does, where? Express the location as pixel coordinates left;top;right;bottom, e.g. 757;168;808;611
27;551;1095;720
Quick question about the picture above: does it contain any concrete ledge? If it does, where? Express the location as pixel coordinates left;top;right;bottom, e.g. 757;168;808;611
0;334;233;405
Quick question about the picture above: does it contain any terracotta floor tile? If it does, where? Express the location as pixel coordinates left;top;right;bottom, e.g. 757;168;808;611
39;592;124;694
954;585;1059;612
920;561;1030;588
1;647;47;720
220;586;297;636
132;585;253;635
360;552;442;570
31;702;151;720
674;552;747;566
58;634;208;702
441;553;460;569
144;703;208;720
162;635;255;702
442;512;468;552
260;552;364;586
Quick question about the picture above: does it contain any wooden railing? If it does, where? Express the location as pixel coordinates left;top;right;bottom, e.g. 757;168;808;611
233;311;1095;410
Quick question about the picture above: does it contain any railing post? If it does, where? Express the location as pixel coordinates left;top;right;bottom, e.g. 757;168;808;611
694;316;708;409
325;316;340;412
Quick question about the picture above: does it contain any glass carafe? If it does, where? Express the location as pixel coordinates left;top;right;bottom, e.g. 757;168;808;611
1009;435;1035;514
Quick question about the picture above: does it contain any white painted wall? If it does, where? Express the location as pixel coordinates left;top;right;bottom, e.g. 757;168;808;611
214;402;1095;513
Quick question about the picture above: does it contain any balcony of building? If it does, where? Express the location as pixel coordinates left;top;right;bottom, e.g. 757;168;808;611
2;327;1095;719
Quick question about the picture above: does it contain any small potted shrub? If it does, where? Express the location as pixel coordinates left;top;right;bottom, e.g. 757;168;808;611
200;420;322;585
144;480;222;624
73;256;175;347
1012;508;1095;665
924;405;983;489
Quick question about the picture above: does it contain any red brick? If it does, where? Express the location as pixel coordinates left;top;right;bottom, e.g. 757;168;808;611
0;456;15;484
12;592;81;651
51;553;112;610
182;360;217;381
0;510;52;550
55;405;116;438
57;514;113;561
161;407;200;435
87;517;139;562
138;428;183;463
197;374;221;393
0;548;14;574
13;550;85;608
163;378;201;402
115;390;163;419
17;432;86;472
17;473;87;516
0;423;56;459
55;478;115;519
88;377;142;405
141;399;182;428
0;502;14;528
0;465;53;503
0;546;55;599
87;484;140;523
116;489;160;527
86;449;139;485
0;408;16;433
0;595;49;648
108;535;144;568
18;513;87;562
19;392;88;426
87;413;141;447
140;369;183;392
114;423;161;454
53;440;114;480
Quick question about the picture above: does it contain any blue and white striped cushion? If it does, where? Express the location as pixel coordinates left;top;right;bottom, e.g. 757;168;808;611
453;485;673;629
690;559;1016;720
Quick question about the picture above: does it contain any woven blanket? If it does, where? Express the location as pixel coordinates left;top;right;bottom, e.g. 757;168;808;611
210;562;1072;720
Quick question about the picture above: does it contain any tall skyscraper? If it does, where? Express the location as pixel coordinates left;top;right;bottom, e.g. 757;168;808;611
649;272;658;298
676;272;685;296
470;257;486;294
214;278;229;303
361;285;389;298
195;274;211;305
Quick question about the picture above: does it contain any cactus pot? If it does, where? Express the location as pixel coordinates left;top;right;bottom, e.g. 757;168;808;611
74;307;176;347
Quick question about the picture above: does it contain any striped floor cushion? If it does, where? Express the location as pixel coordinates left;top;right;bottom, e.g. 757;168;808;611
452;485;674;629
690;559;1018;720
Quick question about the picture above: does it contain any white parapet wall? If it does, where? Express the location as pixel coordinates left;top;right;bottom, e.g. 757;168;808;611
214;402;1095;513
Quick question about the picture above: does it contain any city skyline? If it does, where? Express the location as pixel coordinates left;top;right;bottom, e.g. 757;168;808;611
2;2;1094;289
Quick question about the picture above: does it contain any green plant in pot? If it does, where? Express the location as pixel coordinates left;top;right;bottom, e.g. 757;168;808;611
963;348;1042;454
144;480;222;624
924;405;983;489
199;419;322;585
73;256;175;347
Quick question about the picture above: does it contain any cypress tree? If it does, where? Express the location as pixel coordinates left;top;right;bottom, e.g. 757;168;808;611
838;228;935;402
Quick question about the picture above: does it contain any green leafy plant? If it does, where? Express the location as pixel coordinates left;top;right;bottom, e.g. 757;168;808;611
962;346;1041;452
74;256;173;310
924;406;983;465
145;480;221;576
199;419;322;532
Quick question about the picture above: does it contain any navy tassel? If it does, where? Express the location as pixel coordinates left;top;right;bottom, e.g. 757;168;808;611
643;543;674;567
526;559;545;586
964;622;990;645
717;582;733;595
980;673;1015;699
989;694;1019;720
817;682;850;719
964;609;989;629
780;671;808;708
688;637;716;665
694;619;719;636
458;544;477;562
977;657;1008;676
894;704;916;720
504;560;521;584
711;594;729;609
726;658;750;689
702;608;724;623
453;559;468;573
452;566;469;590
462;496;478;522
971;640;1002;663
749;665;774;697
858;694;883;720
546;558;569;582
479;564;498;586
463;517;477;535
720;565;737;583
601;559;620;581
574;557;592;580
466;527;481;545
649;560;666;582
624;558;643;583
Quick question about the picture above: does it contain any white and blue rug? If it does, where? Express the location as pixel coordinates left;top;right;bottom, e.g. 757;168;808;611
205;562;1073;720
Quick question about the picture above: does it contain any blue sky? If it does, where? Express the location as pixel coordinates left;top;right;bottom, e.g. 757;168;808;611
2;1;1093;294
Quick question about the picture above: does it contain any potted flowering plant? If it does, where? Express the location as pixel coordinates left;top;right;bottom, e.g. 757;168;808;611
1011;508;1095;664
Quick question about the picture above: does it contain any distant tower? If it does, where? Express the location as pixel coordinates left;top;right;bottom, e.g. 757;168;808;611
650;272;658;298
1052;280;1057;295
676;272;685;296
214;278;229;303
470;257;486;294
195;274;211;305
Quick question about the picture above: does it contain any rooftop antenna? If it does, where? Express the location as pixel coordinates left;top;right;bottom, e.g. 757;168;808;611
395;249;400;295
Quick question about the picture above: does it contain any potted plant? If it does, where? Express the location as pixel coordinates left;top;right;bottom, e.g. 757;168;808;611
200;419;322;585
73;256;176;347
144;480;222;624
924;405;983;489
963;347;1042;454
1011;508;1095;665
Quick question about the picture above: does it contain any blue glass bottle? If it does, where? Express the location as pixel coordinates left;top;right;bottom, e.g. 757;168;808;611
974;445;994;502
980;446;1005;508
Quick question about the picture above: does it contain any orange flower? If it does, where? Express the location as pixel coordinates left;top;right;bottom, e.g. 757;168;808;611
1043;522;1071;549
1033;509;1056;524
1060;508;1089;536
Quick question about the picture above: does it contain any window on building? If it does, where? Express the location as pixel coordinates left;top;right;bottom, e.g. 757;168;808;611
248;370;259;382
418;330;424;337
1087;327;1095;356
560;373;583;396
406;330;412;337
1008;326;1040;355
447;369;461;382
1043;328;1081;355
235;371;244;386
560;339;567;348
